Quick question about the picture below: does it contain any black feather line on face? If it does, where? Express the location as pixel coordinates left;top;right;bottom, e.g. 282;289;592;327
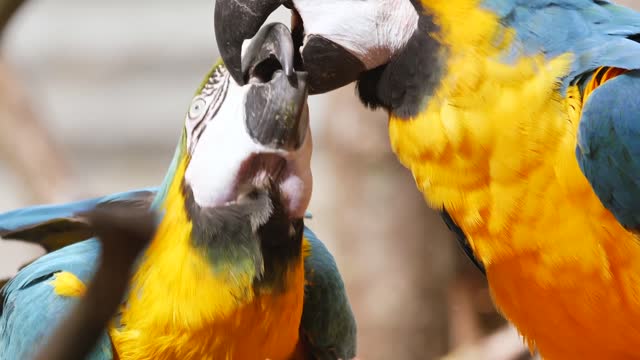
408;0;424;12
356;12;446;118
182;181;304;293
0;281;7;318
255;189;304;293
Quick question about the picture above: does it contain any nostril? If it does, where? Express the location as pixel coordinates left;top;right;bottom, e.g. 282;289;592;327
249;56;284;84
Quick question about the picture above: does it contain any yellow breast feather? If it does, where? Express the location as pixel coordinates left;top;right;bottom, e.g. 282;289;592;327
388;1;640;358
110;156;306;360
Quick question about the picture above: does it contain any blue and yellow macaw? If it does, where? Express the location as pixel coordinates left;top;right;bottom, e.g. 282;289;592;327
215;1;640;359
0;23;356;360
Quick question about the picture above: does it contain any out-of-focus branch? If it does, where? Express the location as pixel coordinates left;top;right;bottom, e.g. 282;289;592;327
0;0;81;203
0;0;27;37
0;58;79;203
441;324;532;360
1;8;141;358
32;206;156;360
447;276;483;348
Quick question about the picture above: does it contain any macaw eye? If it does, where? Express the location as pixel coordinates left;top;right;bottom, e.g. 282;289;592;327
185;66;231;155
188;97;208;120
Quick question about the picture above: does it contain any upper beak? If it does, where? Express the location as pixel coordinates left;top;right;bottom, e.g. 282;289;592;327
243;22;309;151
214;0;366;94
214;0;284;87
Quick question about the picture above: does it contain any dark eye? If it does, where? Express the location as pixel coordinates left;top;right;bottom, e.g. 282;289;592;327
188;97;208;120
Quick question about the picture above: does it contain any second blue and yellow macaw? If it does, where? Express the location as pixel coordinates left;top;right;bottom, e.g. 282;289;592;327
215;0;640;359
0;23;356;360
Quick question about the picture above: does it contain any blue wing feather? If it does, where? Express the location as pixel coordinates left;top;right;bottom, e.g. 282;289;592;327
301;227;357;359
576;70;640;231
0;239;111;360
473;1;640;230
0;189;160;359
0;188;157;233
0;229;350;360
0;188;157;252
0;186;338;359
0;187;312;254
482;0;640;92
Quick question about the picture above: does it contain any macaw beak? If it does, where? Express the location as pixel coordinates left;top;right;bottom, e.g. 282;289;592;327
242;22;308;151
214;0;283;87
184;22;312;218
214;0;367;94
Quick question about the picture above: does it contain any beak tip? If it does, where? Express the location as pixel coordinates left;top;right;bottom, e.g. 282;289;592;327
214;0;284;86
285;66;295;78
229;70;247;87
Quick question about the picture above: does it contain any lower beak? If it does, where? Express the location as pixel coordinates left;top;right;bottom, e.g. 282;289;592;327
300;35;366;94
242;23;309;151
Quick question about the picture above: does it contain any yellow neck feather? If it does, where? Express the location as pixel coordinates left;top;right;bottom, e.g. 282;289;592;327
110;155;306;359
397;5;640;358
390;0;580;264
422;0;507;53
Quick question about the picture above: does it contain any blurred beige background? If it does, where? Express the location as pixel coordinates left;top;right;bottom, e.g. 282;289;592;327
0;0;637;359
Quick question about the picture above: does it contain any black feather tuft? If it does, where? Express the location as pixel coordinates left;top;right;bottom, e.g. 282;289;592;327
182;182;304;292
355;12;446;118
441;210;486;275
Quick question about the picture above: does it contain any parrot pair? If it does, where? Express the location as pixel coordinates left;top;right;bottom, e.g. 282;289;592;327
213;0;640;359
0;23;356;360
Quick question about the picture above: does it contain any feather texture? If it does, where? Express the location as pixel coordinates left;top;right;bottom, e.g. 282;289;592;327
0;189;352;359
300;227;357;359
385;1;640;358
0;189;156;252
0;239;112;360
0;187;312;254
576;69;640;231
483;0;640;92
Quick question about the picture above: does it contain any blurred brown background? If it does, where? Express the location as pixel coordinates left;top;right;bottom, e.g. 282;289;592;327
0;0;637;359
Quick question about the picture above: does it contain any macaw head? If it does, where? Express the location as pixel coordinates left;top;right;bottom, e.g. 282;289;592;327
181;22;311;221
214;0;443;118
155;22;311;293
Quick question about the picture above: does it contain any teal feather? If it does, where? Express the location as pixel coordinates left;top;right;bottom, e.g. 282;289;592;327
302;227;357;359
151;134;186;210
576;70;640;231
0;188;156;252
476;1;640;231
0;239;111;360
481;0;640;92
0;190;352;359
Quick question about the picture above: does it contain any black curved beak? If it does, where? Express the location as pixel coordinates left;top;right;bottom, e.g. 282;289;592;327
214;0;366;94
214;0;284;86
243;23;309;151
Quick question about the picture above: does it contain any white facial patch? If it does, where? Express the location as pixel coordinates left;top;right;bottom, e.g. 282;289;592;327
293;0;419;69
185;67;230;154
183;67;313;216
184;80;266;207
